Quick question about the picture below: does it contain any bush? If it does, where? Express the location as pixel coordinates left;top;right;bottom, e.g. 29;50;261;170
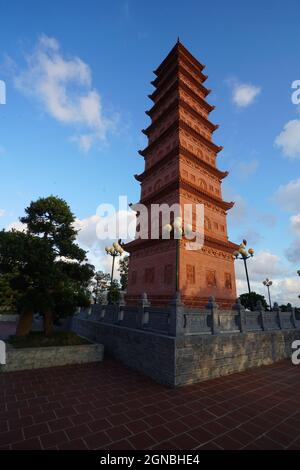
8;331;91;348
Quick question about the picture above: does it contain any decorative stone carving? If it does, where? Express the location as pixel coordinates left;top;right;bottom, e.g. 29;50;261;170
206;270;217;287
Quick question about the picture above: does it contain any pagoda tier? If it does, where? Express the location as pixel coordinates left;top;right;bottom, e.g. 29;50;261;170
134;145;229;182
153;41;206;77
124;40;238;308
144;98;219;135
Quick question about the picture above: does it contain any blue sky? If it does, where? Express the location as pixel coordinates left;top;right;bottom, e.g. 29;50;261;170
1;0;300;304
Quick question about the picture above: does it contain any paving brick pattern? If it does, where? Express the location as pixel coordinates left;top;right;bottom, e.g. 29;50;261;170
0;359;300;450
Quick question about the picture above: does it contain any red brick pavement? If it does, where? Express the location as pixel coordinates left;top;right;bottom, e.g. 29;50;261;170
0;359;299;450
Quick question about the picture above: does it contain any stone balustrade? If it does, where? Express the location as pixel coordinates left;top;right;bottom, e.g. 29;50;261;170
73;294;300;338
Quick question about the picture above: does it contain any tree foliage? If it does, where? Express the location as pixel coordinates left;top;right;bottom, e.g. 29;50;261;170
90;270;110;304
0;272;18;308
239;291;268;310
107;279;121;304
118;255;129;291
0;196;95;336
279;303;293;312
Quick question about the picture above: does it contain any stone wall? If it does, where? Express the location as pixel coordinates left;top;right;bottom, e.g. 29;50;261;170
175;330;300;386
72;316;300;387
1;343;104;372
0;314;19;322
73;318;175;386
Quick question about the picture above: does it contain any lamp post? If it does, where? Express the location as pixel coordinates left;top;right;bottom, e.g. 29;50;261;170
297;270;300;299
163;217;193;292
263;278;273;311
233;239;254;298
105;240;124;289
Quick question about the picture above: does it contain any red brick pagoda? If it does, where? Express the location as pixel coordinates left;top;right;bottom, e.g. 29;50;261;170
124;40;238;308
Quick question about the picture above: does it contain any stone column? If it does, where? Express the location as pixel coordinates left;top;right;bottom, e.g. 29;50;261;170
119;291;126;307
169;292;185;336
100;291;108;320
288;304;297;329
206;296;220;335
138;293;150;329
256;300;266;330
117;292;126;323
273;302;282;329
232;298;246;333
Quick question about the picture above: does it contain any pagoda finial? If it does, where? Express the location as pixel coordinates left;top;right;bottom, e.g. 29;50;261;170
177;36;180;44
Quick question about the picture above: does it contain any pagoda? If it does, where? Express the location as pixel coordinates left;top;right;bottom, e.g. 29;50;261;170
124;40;238;308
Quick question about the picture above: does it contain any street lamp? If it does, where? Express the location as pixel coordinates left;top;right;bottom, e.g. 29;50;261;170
105;240;124;288
263;278;273;310
163;217;193;292
297;270;300;299
233;239;254;296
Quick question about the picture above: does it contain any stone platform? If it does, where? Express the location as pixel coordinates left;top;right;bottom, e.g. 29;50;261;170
71;296;300;387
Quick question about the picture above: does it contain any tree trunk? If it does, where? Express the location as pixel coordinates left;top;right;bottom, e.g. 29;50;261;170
44;310;54;336
15;310;33;337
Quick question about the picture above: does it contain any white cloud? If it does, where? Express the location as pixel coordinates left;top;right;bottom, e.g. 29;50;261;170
235;250;299;306
74;209;135;271
71;134;94;153
275;120;300;159
285;214;300;263
6;220;26;232
276;178;300;213
285;242;300;264
236;277;300;307
0;209;6;217
14;34;116;152
290;213;300;236
235;250;286;282
231;82;261;108
275;178;300;264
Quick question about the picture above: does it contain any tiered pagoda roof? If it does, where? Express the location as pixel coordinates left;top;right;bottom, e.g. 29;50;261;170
126;39;236;250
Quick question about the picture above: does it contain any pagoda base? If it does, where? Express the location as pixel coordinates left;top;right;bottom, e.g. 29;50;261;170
72;313;300;387
125;293;235;309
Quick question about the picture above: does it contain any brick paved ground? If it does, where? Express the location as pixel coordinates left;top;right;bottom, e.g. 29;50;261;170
0;359;299;450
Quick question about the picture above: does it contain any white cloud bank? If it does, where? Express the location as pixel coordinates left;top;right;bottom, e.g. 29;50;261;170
74;209;135;272
275;178;300;263
14;34;116;152
235;250;299;306
232;82;261;108
276;178;300;213
275;120;300;159
285;214;300;263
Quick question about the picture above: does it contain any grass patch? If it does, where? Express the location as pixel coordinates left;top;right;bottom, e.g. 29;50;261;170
8;331;91;349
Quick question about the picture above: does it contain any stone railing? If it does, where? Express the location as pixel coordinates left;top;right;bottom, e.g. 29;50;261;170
73;293;300;338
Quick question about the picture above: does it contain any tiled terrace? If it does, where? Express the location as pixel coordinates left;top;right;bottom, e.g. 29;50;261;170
0;359;299;450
